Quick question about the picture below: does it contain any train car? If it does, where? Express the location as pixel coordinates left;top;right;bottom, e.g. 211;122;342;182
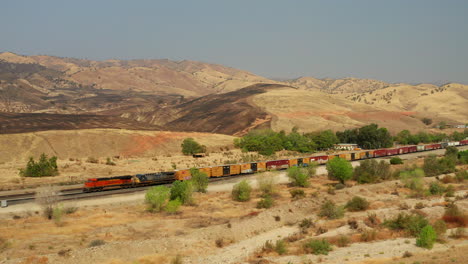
338;153;352;161
83;175;133;192
328;154;340;161
257;162;267;172
417;145;425;151
289;158;298;167
266;159;289;170
358;151;374;159
301;157;310;166
230;164;241;175
408;146;417;153
199;167;212;177
211;166;223;177
175;169;191;181
350;152;359;161
434;143;442;149
460;140;468;145
448;141;460;147
240;163;253;174
310;155;328;164
136;172;175;185
374;149;387;157
386;148;399;156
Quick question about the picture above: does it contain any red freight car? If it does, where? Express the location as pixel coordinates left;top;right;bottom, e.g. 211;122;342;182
266;159;289;170
386;148;399;156
309;155;329;164
373;149;387;157
408;146;417;153
460;140;468;145
433;143;442;149
399;147;410;154
84;175;133;192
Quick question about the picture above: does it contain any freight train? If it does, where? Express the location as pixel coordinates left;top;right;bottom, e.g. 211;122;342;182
83;140;468;192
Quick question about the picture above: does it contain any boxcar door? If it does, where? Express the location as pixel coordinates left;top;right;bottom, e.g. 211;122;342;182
297;158;303;167
223;166;230;176
251;163;258;172
351;153;356;160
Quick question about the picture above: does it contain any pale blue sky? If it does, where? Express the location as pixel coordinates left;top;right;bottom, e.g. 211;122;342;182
1;0;467;84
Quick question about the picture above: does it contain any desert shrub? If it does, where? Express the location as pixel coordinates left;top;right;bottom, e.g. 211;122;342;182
105;157;116;166
232;180;252;202
181;138;206;155
440;175;455;183
304;162;318;177
360;229;377;242
171;255;183;264
20;154;59;177
390;157;404;165
423;155;456;177
257;174;277;197
414;202;425;209
287;166;309;187
422;117;432;125
299;218;313;229
290;189;305;199
257;195;274;209
86;157;98;164
337;235;350;247
263;240;274;252
445;185;455;197
170;180;193;205
145;186;170;212
274;239;287;255
304;239;332;255
353;159;391;183
383;213;428;236
400;168;425;192
416;225;436;249
445;146;458;161
164;198;182;214
88;239;105;247
319;200;344;219
52;205;64;226
35;185;60;219
326;157;353;184
432;220;447;237
334;183;345;190
458;150;468;164
428;182;445;195
345;196;370;212
0;237;10;253
442;203;467;227
366;213;381;227
189;168;208;193
455;170;468;182
64;205;79;214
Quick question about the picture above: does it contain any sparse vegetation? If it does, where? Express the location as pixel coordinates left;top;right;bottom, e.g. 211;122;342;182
353;159;391;183
20;153;59;177
337;235;350;247
423;155;456;177
400;168;425;193
257;195;274;209
304;239;333;255
86;157;98;164
390;157;404;164
384;213;429;236
432;220;447;237
442;203;467;227
428;182;446;195
345;196;370;211
231;180;252;202
105;157;116;166
189;168;208;193
360;229;377;242
171;255;183;264
35;185;61;219
455;170;468;182
88;239;105;247
290;189;305;199
416;225;436;249
257;173;277;197
287;166;309;187
326;157;353;184
319;200;344;219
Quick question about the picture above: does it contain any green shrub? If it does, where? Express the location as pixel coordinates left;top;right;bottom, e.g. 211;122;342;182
445;185;455;197
361;229;377;242
232;180;252;202
383;213;428;236
299;218;313;229
326;157;353;184
353;159;391;183
319;200;344;219
423;155;456;177
400;168;425;191
170;180;193;205
345;196;370;212
145;186;170;212
88;239;105;247
304;162;318;177
105;157;116;166
257;195;274;209
257;174;277;197
274;239;287;255
455;170;468;182
189;168;208;193
432;220;447;237
52;205;64;226
287;166;309;187
428;182;445;195
164;198;182;214
304;239;332;255
445;146;458;161
416;225;436;249
181;138;206;155
390;157;404;165
19;154;59;177
337;235;350;247
458;150;468;164
290;189;305;199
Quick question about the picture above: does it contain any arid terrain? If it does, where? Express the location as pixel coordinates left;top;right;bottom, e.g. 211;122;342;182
0;153;466;264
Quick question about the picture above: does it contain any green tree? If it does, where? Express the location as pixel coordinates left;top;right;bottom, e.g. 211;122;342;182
19;153;59;177
232;180;252;202
145;186;170;212
181;138;206;155
189;168;209;193
326;157;353;184
445;146;458;161
416;225;436;249
170;180;193;205
306;130;339;150
287;166;310;187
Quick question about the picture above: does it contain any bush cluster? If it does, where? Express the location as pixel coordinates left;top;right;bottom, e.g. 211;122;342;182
326;157;353;184
345;196;370;212
383;213;429;236
257;195;274;209
336;123;393;149
353;159;391;183
232;180;252;202
189;168;209;193
287;166;309;187
181;138;206;155
319;200;344;219
423;155;456;177
400;168;425;193
170;180;193;205
394;129;468;145
390;157;404;165
20;154;59;177
303;239;332;255
290;189;305;200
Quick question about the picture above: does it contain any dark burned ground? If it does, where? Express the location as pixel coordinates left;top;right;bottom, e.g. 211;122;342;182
163;83;289;135
0;112;161;134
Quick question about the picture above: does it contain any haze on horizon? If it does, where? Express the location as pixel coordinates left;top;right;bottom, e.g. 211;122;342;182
1;0;468;84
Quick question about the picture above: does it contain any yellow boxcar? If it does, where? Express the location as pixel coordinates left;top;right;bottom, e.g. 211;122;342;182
211;166;223;177
175;169;191;181
302;157;310;166
240;163;252;174
289;158;298;167
328;154;339;160
230;164;241;175
199;167;212;177
358;151;367;159
257;162;266;172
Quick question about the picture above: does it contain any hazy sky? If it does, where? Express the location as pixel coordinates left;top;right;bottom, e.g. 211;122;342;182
1;0;468;84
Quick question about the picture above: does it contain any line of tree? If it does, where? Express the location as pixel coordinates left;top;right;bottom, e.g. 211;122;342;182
394;129;468;145
19;153;59;177
336;124;393;149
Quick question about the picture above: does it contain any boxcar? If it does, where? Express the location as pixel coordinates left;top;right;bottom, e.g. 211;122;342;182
240;163;252;174
399;147;409;154
328;154;340;161
175;169;191;181
230;164;241;175
310;155;328;164
387;148;399;156
301;157;310;166
211;166;223;177
417;145;425;151
266;160;289;170
434;143;442;149
408;146;417;153
460;140;468;145
374;149;387;157
289;158;298;167
256;162;267;172
199;167;212;177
